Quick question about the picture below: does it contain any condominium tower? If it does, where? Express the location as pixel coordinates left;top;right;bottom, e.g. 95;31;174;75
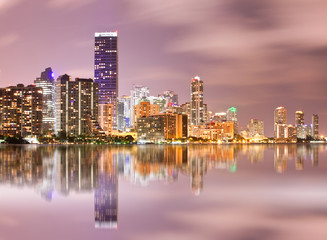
190;76;204;125
95;32;118;130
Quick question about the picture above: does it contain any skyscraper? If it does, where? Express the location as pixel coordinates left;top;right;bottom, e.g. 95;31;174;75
55;75;99;136
312;114;319;139
295;111;304;126
34;67;55;133
95;32;118;130
227;107;238;134
190;76;204;125
274;107;287;138
248;119;264;138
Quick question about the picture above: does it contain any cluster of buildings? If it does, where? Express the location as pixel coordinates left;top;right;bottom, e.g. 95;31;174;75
0;31;321;143
273;107;319;142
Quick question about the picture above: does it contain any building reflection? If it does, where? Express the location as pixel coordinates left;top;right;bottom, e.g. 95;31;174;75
0;144;323;228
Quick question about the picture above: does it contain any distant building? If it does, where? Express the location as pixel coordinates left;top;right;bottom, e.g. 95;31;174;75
226;107;238;134
274;107;287;138
188;122;234;141
213;112;227;122
248;119;264;138
296;125;306;139
98;103;113;135
312;114;319;139
295;111;304;126
117;95;131;132
55;75;99;136
133;98;160;127
95;32;118;130
137;113;188;143
130;85;150;127
34;67;55;133
181;102;191;126
190;76;204;125
0;84;43;137
158;90;178;107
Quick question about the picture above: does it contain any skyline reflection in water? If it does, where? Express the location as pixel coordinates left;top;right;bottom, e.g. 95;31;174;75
0;144;326;239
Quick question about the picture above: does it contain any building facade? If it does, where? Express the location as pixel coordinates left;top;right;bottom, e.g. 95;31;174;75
55;75;99;136
0;84;43;137
34;67;55;133
95;32;118;130
190;76;204;125
274;107;287;138
312;114;319;139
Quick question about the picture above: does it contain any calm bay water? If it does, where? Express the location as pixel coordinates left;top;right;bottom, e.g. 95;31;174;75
1;144;327;240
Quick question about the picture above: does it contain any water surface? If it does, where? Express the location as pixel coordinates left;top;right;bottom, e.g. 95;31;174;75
1;144;327;240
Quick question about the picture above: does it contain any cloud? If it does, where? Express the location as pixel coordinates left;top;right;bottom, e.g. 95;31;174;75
0;0;21;12
0;33;19;48
47;0;97;9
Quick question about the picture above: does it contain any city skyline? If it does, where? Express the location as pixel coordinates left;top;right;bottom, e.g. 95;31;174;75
0;0;326;136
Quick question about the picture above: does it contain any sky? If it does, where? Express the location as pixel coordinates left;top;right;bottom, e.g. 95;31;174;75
0;0;326;136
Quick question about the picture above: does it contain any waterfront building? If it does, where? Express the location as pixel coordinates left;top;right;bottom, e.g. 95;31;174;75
133;98;160;127
295;111;304;126
248;119;264;138
190;76;204;125
136;113;188;143
312;114;319;139
226;107;238;134
188;122;234;142
55;75;99;136
34;67;55;133
0;84;42;137
94;32;118;130
274;107;287;138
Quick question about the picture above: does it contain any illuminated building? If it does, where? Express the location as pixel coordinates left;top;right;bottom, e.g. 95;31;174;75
213;112;227;122
94;32;118;130
274;107;287;138
295;111;304;126
181;102;191;126
55;76;99;136
34;67;55;132
136;113;188;143
0;84;42;137
130;85;150;127
286;125;297;141
248;119;264;138
188;122;234;141
98;103;113;135
117;95;131;131
296;125;306;139
226;107;238;134
312;114;319;139
133;98;160;127
190;76;204;125
158;90;178;108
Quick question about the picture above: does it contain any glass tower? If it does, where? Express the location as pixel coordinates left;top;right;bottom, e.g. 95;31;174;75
95;32;118;129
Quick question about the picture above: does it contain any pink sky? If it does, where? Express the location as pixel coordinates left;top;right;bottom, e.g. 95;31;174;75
0;0;326;136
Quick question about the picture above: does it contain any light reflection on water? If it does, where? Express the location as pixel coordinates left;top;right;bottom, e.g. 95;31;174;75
0;144;326;239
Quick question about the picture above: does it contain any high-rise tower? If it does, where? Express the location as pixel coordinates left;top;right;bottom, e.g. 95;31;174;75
295;111;304;126
190;76;204;125
95;32;118;130
274;106;287;138
312;114;319;139
34;67;55;133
